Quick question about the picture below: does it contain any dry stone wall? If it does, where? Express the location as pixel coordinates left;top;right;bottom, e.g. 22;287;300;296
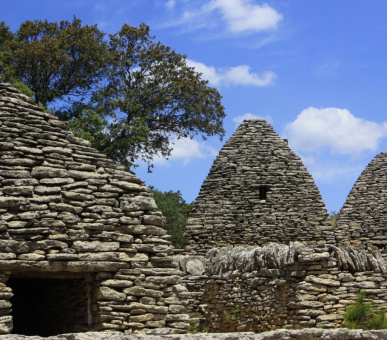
2;81;387;338
0;83;189;336
185;120;333;256
172;254;207;315
336;152;387;254
4;329;387;340
176;243;387;333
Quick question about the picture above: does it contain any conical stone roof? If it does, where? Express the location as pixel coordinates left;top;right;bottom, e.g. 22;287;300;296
336;152;387;253
185;119;333;255
0;82;188;335
0;82;164;259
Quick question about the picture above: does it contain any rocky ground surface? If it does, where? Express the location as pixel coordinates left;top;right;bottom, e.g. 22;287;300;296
2;329;387;340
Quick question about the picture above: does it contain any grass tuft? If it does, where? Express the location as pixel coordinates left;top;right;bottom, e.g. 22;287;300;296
343;290;387;330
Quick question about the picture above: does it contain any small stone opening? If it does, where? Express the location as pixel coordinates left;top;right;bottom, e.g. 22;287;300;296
8;272;95;336
259;186;269;200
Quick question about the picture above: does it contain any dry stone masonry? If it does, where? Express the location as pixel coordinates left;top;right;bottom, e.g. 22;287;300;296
0;83;189;336
179;120;387;334
2;81;387;339
185;120;334;256
4;329;387;340
176;243;387;333
336;152;387;253
206;243;387;332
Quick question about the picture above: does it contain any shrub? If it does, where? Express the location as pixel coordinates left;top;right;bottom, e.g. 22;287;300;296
343;290;387;330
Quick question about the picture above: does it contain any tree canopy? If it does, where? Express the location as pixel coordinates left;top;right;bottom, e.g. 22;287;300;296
0;19;107;107
152;188;193;248
0;19;225;170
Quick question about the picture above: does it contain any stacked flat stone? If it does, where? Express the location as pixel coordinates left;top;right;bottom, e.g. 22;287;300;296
185;120;333;255
183;243;387;333
0;83;189;335
336;152;387;253
6;329;387;340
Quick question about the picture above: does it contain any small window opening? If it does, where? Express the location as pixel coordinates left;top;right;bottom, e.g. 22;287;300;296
259;186;269;200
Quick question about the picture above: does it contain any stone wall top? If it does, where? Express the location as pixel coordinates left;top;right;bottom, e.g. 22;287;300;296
205;243;387;277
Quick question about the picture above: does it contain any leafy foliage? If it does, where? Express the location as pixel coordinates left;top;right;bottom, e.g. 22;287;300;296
343;290;387;330
0;18;108;108
152;188;193;248
330;211;338;227
1;19;226;170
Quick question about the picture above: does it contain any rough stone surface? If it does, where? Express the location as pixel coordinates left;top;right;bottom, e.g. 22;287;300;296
3;329;387;339
336;152;387;254
0;83;188;336
2;82;387;338
185;120;333;255
175;243;387;333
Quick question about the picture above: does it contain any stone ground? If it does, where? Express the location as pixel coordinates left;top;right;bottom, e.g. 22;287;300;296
2;329;387;340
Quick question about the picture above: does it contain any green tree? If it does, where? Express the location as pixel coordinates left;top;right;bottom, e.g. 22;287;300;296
0;18;108;107
67;23;225;169
1;19;226;170
152;188;193;248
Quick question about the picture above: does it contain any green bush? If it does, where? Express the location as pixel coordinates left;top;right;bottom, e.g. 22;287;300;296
367;311;387;330
343;290;387;330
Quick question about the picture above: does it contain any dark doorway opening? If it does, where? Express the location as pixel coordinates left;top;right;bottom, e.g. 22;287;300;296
8;274;93;336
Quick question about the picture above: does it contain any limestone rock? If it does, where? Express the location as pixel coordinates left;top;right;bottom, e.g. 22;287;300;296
0;83;188;335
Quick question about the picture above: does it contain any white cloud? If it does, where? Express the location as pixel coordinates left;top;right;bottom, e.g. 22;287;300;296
300;155;364;183
174;0;282;35
225;65;277;86
233;113;273;125
283;107;387;156
187;60;276;87
152;137;218;166
308;163;364;183
207;0;283;33
187;60;222;85
165;0;176;10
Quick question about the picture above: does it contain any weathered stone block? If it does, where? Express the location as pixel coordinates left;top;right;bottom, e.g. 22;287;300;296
73;241;120;252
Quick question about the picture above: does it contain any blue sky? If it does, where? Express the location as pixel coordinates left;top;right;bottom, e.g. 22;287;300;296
1;0;387;213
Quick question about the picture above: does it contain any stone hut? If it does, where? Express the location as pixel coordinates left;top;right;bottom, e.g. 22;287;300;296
185;119;333;255
0;83;188;336
336;152;387;253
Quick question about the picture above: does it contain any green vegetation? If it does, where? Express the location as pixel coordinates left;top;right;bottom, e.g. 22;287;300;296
0;19;225;170
343;290;387;330
187;323;199;334
330;211;338;227
187;311;209;334
152;188;193;248
0;18;107;107
225;306;240;323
